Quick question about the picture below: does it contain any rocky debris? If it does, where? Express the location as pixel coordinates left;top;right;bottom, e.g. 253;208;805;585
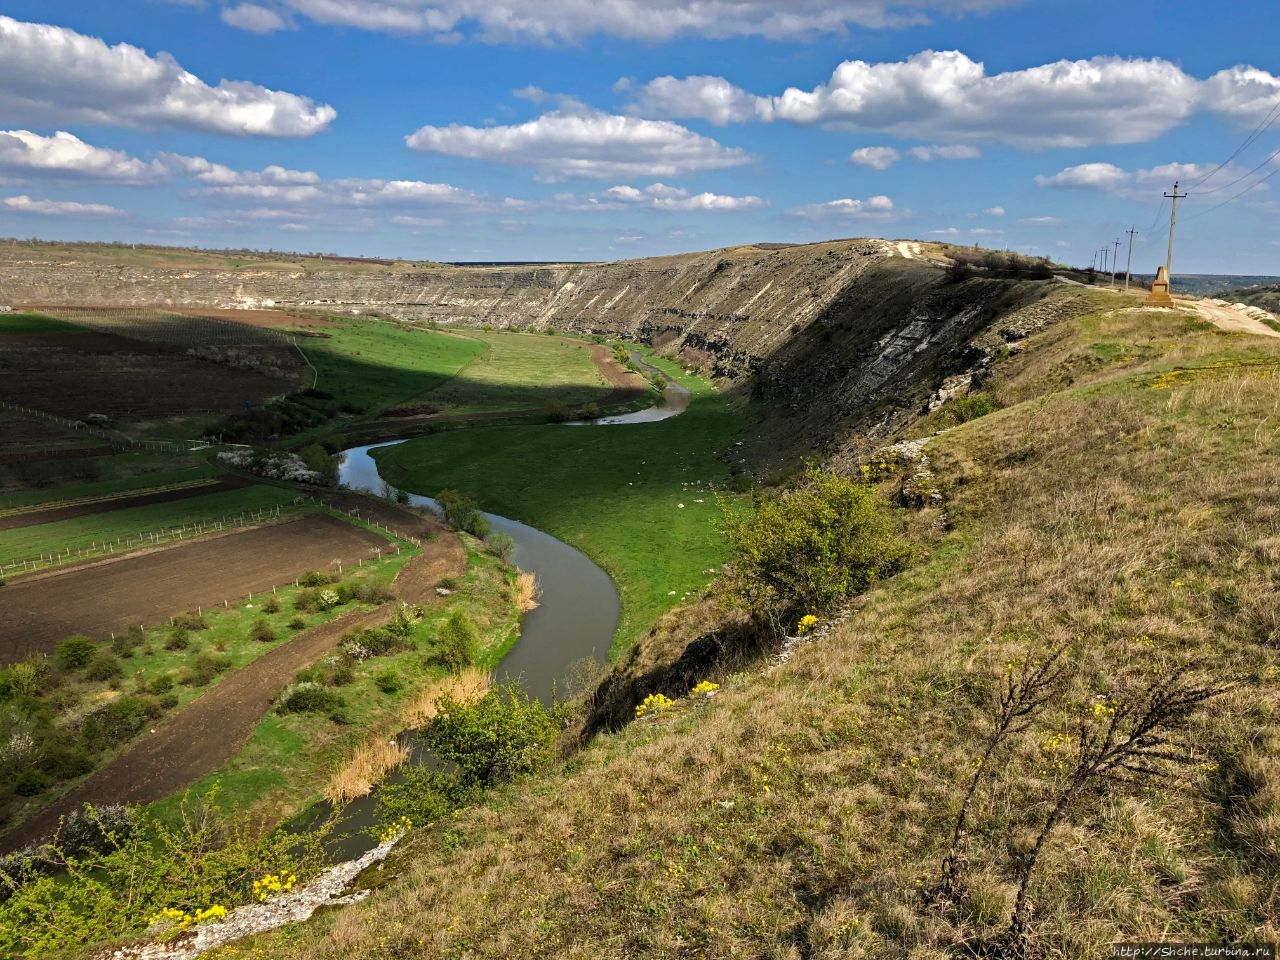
972;293;1091;350
928;373;973;410
96;836;402;960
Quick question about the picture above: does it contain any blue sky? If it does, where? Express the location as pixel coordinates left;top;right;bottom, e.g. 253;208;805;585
0;0;1277;272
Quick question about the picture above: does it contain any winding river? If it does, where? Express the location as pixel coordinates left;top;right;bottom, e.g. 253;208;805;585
325;358;690;852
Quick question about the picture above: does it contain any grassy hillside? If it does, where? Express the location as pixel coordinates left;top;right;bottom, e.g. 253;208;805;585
229;299;1278;958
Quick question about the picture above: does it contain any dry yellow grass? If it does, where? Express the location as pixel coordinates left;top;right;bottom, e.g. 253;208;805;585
321;668;490;805
219;308;1280;960
514;570;540;613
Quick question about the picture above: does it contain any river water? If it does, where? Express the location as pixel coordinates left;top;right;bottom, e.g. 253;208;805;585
326;364;687;852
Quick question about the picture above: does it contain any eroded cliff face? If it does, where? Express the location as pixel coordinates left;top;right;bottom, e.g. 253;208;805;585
0;238;1091;458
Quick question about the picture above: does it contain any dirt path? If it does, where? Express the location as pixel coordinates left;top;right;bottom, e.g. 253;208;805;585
1187;298;1280;339
0;477;251;531
1;526;466;850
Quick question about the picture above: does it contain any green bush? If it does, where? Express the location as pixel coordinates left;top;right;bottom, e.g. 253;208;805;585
11;768;51;797
83;652;124;683
374;669;404;695
485;531;517;563
288;615;307;630
250;619;276;643
436;489;491;539
261;597;282;615
941;391;998;425
432;611;479;674
171;612;209;632
721;466;909;628
422;684;557;790
277;682;347;722
148;673;175;695
111;626;145;659
164;627;190;651
299;570;334;587
56;636;97;671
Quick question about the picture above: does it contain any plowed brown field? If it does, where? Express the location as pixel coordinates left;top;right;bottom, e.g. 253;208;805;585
0;513;389;664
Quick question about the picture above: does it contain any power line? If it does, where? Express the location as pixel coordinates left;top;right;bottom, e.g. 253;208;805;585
1185;160;1280;221
1187;94;1280;190
1196;143;1280;196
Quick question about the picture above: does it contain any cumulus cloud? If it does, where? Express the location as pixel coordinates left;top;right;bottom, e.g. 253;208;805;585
625;51;1280;149
0;15;335;136
0;130;167;182
909;144;980;161
850;146;900;170
1;194;124;216
231;0;1019;42
983;206;1005;216
788;195;896;219
599;183;765;211
406;110;753;180
625;76;768;125
220;4;291;33
1036;160;1271;200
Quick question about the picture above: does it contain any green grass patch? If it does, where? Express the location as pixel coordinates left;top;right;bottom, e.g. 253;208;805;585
0;484;298;564
425;331;616;414
299;319;485;414
0;312;87;334
375;364;746;652
0;460;220;511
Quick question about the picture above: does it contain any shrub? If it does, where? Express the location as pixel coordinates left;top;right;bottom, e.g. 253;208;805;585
261;597;281;615
376;768;469;828
171;613;209;632
432;611;479;674
436;489;491;539
485;531;517;563
374;670;404;695
941;391;998;425
148;673;175;695
182;654;232;688
299;570;333;587
56;636;97;671
421;684;557;790
277;682;347;722
83;652;124;683
720;466;909;628
250;619;276;644
288;616;307;630
12;768;51;797
164;628;190;651
111;626;145;659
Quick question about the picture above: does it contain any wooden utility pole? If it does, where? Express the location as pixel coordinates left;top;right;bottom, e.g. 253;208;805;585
1164;181;1188;287
1124;226;1137;291
1111;238;1121;286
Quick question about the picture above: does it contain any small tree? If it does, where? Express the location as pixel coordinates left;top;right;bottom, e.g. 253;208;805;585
433;610;479;674
436;489;491;539
422;684;557;790
720;466;908;631
56;636;97;672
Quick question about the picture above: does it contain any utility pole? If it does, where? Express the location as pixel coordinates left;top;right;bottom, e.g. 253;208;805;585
1124;226;1137;291
1111;238;1121;286
1101;247;1109;276
1164;181;1188;288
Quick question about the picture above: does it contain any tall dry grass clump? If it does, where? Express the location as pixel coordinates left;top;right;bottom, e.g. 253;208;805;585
323;668;490;805
514;570;540;613
324;737;410;806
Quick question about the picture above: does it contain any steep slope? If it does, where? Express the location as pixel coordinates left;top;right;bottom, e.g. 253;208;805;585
214;301;1279;958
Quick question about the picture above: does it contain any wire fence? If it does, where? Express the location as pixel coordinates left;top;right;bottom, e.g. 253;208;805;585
2;497;425;580
0;401;200;454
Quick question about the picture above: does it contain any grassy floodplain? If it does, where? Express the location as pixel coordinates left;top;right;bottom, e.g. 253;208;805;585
0;312;87;334
375;356;746;652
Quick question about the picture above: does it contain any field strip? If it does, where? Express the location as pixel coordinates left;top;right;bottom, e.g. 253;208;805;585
1;537;467;849
0;513;400;664
0;477;225;520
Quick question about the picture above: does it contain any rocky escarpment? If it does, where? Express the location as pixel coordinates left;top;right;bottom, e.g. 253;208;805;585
0;238;1094;461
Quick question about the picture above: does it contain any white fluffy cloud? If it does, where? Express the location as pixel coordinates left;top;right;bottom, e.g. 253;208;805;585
0;15;335;136
623;76;768;125
220;4;292;33
849;146;900;170
627;52;1280;149
406;110;753;180
229;1;1017;42
600;183;765;211
983;206;1005;216
788;196;896;219
0;130;167;182
2;194;124;216
1035;160;1271;201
